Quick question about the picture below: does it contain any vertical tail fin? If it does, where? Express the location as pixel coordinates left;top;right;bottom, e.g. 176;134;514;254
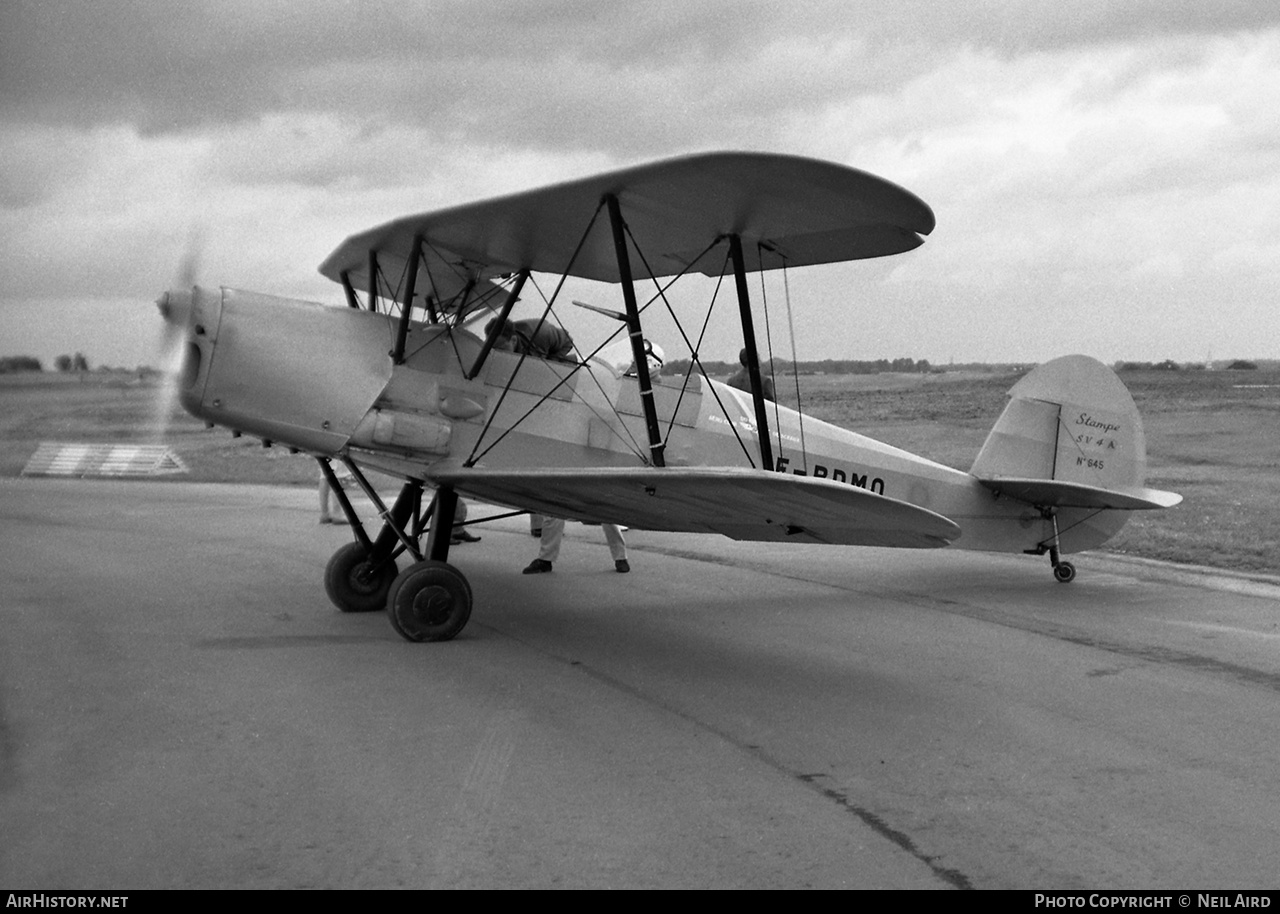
971;355;1145;489
970;355;1179;510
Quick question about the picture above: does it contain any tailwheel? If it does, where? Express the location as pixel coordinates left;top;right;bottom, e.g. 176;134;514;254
1042;512;1076;584
387;560;473;642
325;542;400;612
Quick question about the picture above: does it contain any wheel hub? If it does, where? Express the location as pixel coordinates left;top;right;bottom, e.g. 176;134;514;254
349;563;382;595
411;585;454;625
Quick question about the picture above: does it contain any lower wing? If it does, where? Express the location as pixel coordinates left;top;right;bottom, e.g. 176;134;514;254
430;466;960;548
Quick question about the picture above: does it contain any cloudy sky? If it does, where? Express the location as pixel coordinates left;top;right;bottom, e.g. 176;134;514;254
3;0;1278;370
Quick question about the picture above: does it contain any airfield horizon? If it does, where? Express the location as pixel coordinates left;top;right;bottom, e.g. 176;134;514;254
1;366;1276;578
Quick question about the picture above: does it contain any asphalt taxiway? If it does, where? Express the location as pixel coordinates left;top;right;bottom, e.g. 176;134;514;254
2;478;1278;889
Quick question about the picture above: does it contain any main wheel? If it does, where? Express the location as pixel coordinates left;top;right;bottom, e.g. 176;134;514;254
1053;561;1077;584
324;542;399;613
387;560;473;642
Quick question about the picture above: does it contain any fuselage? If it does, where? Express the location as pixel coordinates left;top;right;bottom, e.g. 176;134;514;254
177;288;1123;556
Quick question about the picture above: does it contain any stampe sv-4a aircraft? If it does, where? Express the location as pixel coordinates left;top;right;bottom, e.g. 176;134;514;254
156;152;1181;642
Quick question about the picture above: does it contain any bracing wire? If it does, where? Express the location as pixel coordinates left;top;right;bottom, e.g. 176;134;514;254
374;254;407;352
465;201;631;465
780;255;807;472
526;274;650;460
625;232;761;468
475;260;744;465
456;209;770;472
467;321;658;466
756;246;784;463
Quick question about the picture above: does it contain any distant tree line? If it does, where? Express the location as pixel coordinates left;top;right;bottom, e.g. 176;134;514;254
0;353;95;373
664;356;936;377
0;355;44;373
1115;359;1186;371
1114;359;1266;372
659;356;1273;377
54;352;90;372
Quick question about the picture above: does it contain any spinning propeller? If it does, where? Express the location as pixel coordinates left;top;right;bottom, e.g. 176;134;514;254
151;234;204;438
155;233;202;352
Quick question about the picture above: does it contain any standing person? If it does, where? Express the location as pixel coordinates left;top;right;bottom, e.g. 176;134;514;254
523;518;629;574
726;347;775;401
318;466;348;524
449;498;481;544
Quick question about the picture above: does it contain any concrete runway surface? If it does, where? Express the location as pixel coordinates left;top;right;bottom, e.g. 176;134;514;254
2;478;1278;889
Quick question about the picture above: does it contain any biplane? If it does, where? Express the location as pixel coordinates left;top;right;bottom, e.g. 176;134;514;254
157;151;1180;642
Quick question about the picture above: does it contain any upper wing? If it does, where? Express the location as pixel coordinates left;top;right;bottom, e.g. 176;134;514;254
430;465;960;548
976;476;1184;510
330;244;512;318
319;151;935;296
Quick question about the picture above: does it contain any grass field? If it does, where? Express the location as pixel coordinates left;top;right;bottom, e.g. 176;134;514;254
771;368;1280;577
3;366;1277;577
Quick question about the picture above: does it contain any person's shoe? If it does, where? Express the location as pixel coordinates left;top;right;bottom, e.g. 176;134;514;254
615;559;630;573
523;559;553;574
451;530;481;543
530;528;542;537
319;517;332;524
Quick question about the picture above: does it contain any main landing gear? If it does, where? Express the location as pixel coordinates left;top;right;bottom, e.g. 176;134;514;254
1026;506;1077;584
325;541;399;613
387;560;473;642
318;458;473;642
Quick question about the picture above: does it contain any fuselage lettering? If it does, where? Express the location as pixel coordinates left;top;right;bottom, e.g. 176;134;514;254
1076;413;1121;435
775;457;885;495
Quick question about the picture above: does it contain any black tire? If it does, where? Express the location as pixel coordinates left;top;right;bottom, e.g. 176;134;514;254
387;560;473;642
1053;561;1077;584
324;542;399;613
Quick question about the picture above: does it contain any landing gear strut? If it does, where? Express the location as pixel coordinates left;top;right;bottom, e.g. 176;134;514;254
318;458;473;641
1030;507;1076;584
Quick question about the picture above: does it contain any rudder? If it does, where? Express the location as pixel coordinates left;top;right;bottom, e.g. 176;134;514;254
970;355;1148;492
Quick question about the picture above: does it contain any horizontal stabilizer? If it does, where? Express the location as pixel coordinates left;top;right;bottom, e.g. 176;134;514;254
430;466;961;548
976;476;1183;511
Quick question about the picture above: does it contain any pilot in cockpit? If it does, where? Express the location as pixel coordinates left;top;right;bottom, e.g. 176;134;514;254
625;339;665;378
485;317;576;362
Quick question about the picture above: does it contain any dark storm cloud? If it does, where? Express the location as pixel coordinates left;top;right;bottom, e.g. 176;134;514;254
0;2;775;123
8;0;1277;157
0;4;855;165
4;1;1280;366
932;1;1280;55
